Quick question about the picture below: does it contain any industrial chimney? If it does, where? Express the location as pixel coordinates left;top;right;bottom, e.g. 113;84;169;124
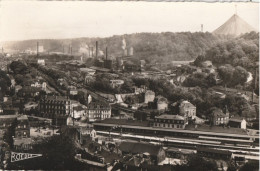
37;42;39;57
106;47;108;60
96;41;98;59
128;47;134;56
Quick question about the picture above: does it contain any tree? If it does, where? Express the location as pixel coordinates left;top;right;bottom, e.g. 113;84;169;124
186;155;218;171
218;64;234;87
239;161;259;171
9;61;29;75
0;70;11;94
232;66;249;86
14;74;24;85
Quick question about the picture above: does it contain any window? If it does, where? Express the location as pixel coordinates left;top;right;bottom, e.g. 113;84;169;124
24;125;26;128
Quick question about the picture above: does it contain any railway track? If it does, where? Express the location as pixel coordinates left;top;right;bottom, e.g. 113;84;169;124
96;131;259;156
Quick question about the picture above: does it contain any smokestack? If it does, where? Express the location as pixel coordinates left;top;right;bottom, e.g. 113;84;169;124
96;41;98;59
88;46;91;57
1;47;3;55
70;46;72;55
37;42;39;57
63;45;64;54
254;66;258;90
106;47;108;60
201;24;203;32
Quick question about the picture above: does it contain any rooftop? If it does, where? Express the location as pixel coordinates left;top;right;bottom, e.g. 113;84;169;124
13;138;32;146
155;96;168;103
197;147;231;155
98;119;150;127
119;141;162;156
0;114;18;119
145;90;155;95
17;115;28;121
229;117;245;123
44;96;70;101
79;68;96;72
89;66;110;72
180;100;195;108
93;122;250;136
88;101;110;110
210;108;227;118
185;124;248;135
155;114;184;120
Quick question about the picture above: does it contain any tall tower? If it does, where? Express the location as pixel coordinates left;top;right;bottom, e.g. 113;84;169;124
96;41;98;59
201;24;204;32
105;47;108;60
36;42;39;57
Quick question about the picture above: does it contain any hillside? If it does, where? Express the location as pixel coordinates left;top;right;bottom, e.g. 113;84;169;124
195;31;259;70
2;32;228;63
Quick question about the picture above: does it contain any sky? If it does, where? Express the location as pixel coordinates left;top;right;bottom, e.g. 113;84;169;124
0;1;259;42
